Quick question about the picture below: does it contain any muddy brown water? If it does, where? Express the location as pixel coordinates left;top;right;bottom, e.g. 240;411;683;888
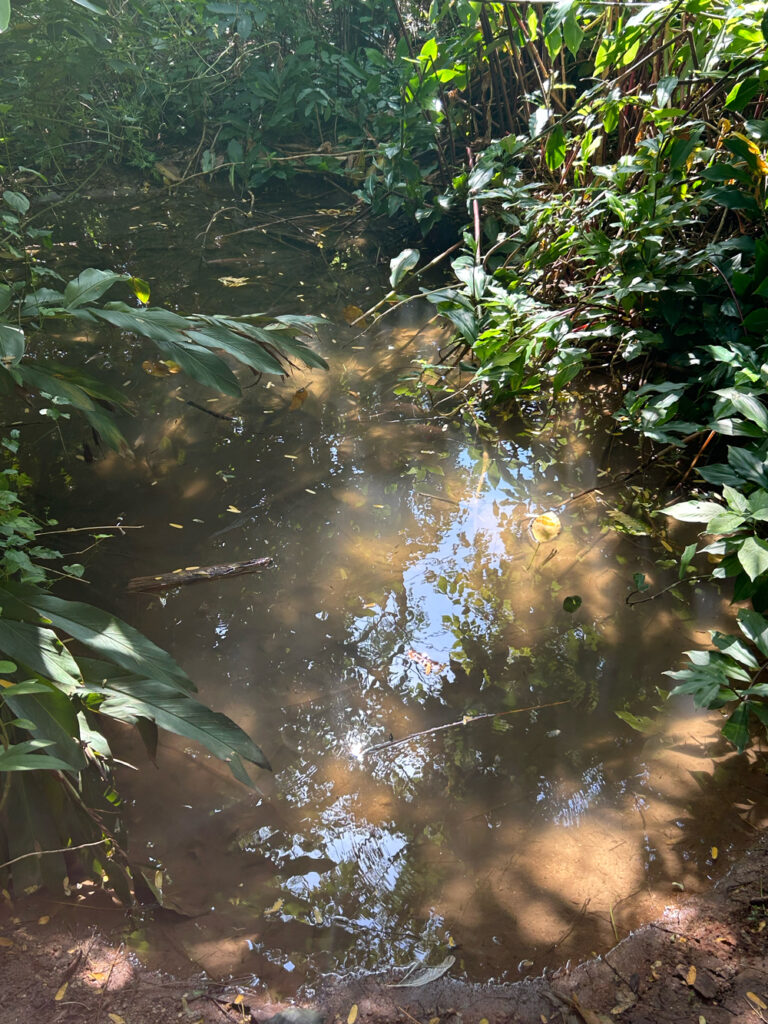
16;185;768;998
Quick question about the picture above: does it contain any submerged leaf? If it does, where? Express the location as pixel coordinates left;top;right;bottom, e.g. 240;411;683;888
389;955;455;987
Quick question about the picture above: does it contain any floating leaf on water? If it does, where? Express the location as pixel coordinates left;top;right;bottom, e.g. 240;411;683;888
227;505;241;514
447;935;456;948
54;982;68;1001
142;359;173;378
530;512;561;543
607;510;650;536
343;305;366;325
686;965;697;986
288;387;309;411
671;881;685;891
389;955;455;987
312;907;323;924
233;994;245;1006
218;276;250;288
747;992;768;1011
169;523;183;529
563;595;582;613
615;711;659;735
347;1005;358;1024
264;898;284;916
37;916;49;925
711;846;718;859
518;959;534;971
108;1014;125;1024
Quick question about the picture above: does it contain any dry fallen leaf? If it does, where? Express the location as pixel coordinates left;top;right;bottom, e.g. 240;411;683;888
264;898;284;916
0;937;13;948
54;982;68;1001
711;846;718;860
747;992;768;1010
288;387;309;411
169;523;183;529
343;304;366;325
37;916;49;925
312;907;323;924
227;505;241;513
530;511;561;543
233;994;244;1005
347;1005;358;1024
686;965;697;987
108;1014;125;1024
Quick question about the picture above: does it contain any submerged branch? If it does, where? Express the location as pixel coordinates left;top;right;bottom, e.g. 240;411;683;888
361;699;569;758
127;556;274;593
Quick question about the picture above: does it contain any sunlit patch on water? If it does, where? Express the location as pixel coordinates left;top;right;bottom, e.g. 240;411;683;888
21;188;768;996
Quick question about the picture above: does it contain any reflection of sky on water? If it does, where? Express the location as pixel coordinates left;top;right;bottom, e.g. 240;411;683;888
33;191;763;989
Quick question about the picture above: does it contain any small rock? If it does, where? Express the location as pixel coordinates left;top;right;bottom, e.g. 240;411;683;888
692;970;719;1001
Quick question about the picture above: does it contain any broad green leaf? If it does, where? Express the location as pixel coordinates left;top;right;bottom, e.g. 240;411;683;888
3;686;86;770
0;0;9;32
63;269;127;309
721;703;751;753
738;608;768;657
728;446;768;488
0;584;195;692
711;632;759;669
70;0;106;12
615;711;659;735
737;536;768;581
679;542;697;579
0;741;74;773
0;620;82;692
3;191;29;215
716;388;768;431
154;339;241;396
79;667;270;772
185;326;285;375
130;277;150;303
706;511;746;533
389;248;420;290
545;125;567;171
0;324;24;365
563;10;583;56
660;500;724;523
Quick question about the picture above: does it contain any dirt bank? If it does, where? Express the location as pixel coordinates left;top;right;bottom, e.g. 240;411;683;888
1;835;766;1024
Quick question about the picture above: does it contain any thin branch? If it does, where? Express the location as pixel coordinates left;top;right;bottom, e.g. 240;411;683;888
0;838;106;871
36;525;144;536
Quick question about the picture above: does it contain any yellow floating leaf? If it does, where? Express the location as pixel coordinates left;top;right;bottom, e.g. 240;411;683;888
530;511;561;543
747;992;768;1010
89;971;107;981
347;1005;358;1024
699;1016;706;1024
312;907;323;924
0;937;13;948
343;304;366;325
37;916;49;925
264;898;284;916
108;1014;125;1024
141;359;172;378
710;846;718;860
686;965;697;986
227;505;241;513
169;523;183;529
54;982;68;1001
154;869;163;891
284;454;299;460
479;1019;490;1024
218;276;250;288
447;935;457;948
233;994;244;1005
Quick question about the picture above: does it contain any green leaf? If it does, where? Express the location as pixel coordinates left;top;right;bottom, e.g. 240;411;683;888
562;595;582;613
0;620;82;693
2;686;86;771
721;702;751;753
545;125;567;171
563;10;583;56
0;741;75;773
3;191;29;215
737;536;768;581
711;632;759;669
0;659;17;673
79;666;270;772
728;446;768;488
737;608;768;657
389;249;420;290
0;324;25;365
185;326;285;375
63;269;127;309
679;542;697;579
0;0;10;33
660;500;724;523
706;511;746;533
70;0;106;12
130;277;150;303
0;584;195;693
615;711;659;734
154;339;241;396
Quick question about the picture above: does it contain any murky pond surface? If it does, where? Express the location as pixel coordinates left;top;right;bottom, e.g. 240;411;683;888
20;184;768;995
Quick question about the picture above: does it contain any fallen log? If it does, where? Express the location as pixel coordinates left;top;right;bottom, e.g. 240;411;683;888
127;556;273;593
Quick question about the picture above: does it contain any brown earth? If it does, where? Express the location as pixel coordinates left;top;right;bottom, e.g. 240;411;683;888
1;835;766;1024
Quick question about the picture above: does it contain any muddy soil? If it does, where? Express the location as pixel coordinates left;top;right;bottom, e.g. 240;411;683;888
1;834;766;1024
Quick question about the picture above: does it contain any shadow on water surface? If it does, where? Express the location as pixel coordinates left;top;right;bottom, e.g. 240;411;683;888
17;187;768;997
